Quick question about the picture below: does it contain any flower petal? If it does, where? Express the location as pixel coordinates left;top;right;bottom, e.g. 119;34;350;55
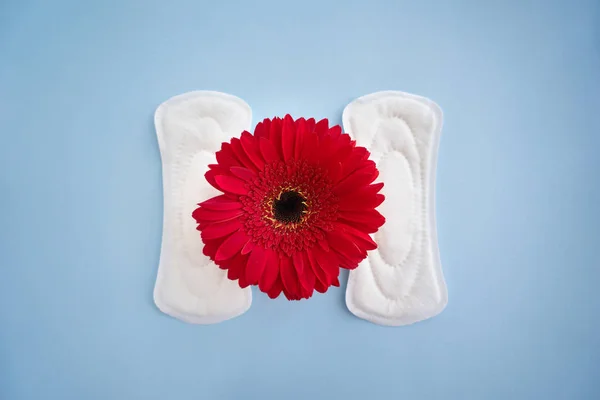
335;222;378;251
229;166;256;182
333;166;378;196
238;270;251;288
305;117;316;133
327;161;342;184
204;169;222;192
215;143;240;168
315;118;329;137
215;230;250;261
329;125;342;139
267;276;283;299
338;193;385;211
226;252;247;280
269;117;283;159
199;195;242;211
292;251;305;275
230;138;257;171
245;245;268;285
300;129;317;160
298;251;316;294
294;118;305;160
338;209;386;233
314;279;327;293
280;254;300;298
329;141;353;169
317;239;330;252
259;249;280;293
240;131;265;170
254;119;270;138
359;182;385;196
259;137;280;162
304;132;320;164
317;134;334;162
312;245;340;285
327;230;365;267
207;163;229;174
201;218;242;240
306;248;328;287
240;240;256;255
202;238;222;259
281;115;295;161
214;175;248;195
192;207;242;222
340;147;368;179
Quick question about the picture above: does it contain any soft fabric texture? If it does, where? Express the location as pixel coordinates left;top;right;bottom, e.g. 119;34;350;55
154;91;252;324
343;91;448;326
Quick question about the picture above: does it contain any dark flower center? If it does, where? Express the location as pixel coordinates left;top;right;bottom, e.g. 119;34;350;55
273;190;307;224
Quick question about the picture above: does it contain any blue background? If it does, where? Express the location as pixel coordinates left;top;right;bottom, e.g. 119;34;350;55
1;0;599;399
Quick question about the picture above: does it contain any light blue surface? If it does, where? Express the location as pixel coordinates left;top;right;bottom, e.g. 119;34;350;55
1;0;599;399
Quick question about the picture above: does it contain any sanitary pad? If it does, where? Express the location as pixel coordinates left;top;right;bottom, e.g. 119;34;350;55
153;91;252;324
343;91;448;326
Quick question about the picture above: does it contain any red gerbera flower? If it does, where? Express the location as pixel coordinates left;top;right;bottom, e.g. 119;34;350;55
192;115;385;300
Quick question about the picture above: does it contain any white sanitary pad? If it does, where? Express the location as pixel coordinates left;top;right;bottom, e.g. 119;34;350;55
343;91;448;326
153;91;252;324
